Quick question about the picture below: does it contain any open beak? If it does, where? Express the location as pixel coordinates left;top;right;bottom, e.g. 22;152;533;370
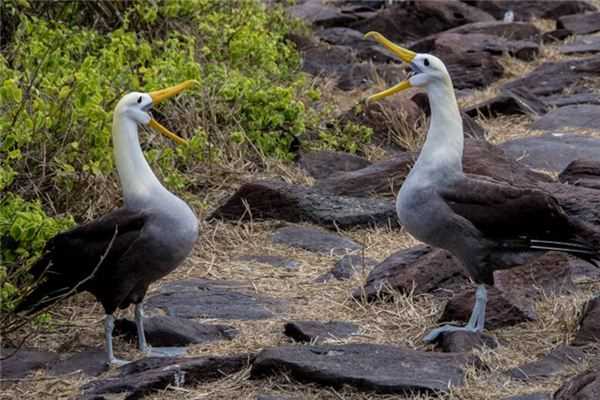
364;32;416;103
148;80;199;145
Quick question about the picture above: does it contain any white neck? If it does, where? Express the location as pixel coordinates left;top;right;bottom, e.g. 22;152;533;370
112;115;168;206
413;79;463;175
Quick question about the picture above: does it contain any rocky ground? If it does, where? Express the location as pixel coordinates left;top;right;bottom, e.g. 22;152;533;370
2;1;600;399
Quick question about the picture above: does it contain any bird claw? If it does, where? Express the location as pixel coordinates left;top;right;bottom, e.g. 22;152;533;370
108;357;130;367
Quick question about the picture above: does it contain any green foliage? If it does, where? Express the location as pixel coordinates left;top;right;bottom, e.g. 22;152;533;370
318;121;373;154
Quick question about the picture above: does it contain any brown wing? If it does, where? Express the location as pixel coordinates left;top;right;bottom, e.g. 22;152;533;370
440;174;574;240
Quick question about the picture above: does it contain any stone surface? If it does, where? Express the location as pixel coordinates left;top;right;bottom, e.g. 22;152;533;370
560;34;600;54
48;349;109;377
554;368;600;399
543;29;573;43
440;286;536;330
544;92;600;108
463;88;547;118
114;316;237;347
0;349;59;380
541;181;600;228
468;1;596;21
284;320;358;343
426;32;539;61
354;246;468;301
510;345;586;381
502;393;551;400
558;12;600;35
573;296;600;346
437;331;498;353
503;55;600;97
83;354;251;398
500;134;600;172
209;180;397;229
531;105;600;131
443;50;505;90
444;21;541;41
316;254;378;282
559;160;600;190
252;344;480;394
146;279;286;320
272;226;361;256
318;27;395;63
288;0;358;28
237;255;301;269
298;150;371;180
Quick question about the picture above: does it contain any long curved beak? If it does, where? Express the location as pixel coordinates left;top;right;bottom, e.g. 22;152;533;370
148;80;200;144
364;32;416;103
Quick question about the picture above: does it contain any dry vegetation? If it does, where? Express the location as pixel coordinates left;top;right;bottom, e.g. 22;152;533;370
3;8;600;400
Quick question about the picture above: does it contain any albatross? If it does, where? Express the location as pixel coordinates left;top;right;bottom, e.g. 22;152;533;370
364;32;600;342
15;80;199;364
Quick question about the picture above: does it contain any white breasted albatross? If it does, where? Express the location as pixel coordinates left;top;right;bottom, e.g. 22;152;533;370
16;80;199;364
364;32;600;342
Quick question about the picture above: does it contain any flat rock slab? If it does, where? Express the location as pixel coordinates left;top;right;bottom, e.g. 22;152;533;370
437;331;498;353
510;345;586;381
252;344;480;394
559;160;600;190
560;34;600;54
541;181;600;227
469;0;595;21
146;279;286;320
284;321;358;343
429;32;540;61
272;226;361;256
298;150;371;180
500;134;600;172
114;316;237;347
237;255;301;269
531;105;600;131
354;245;468;301
209;180;397;229
573;296;600;346
502;393;551;400
463;88;547;118
0;348;59;380
316;254;378;282
83;354;251;399
554;368;600;399
558;12;600;35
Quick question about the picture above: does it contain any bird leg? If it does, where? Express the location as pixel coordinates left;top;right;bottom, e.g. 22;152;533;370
105;314;129;366
134;302;187;358
423;285;488;343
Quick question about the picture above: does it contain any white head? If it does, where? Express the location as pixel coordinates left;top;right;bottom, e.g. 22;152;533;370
114;92;154;125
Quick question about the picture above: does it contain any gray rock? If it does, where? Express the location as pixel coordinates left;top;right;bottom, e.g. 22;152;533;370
272;226;362;256
284;320;358;343
500;134;600;172
554;368;600;399
429;32;540;61
48;349;108;377
560;34;600;54
502;393;551;400
541;181;600;227
0;349;59;380
316;254;378;282
114;316;237;347
237;255;300;269
444;21;541;41
573;296;600;346
531;105;600;131
467;1;596;21
545;92;600;108
298;150;371;180
318;27;395;63
559;159;600;190
288;0;358;27
209;180;397;229
146;279;286;320
558;12;600;35
510;345;586;380
252;344;481;394
437;331;498;353
463;88;547;118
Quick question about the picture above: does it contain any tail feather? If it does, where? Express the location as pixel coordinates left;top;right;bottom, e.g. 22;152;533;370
528;239;600;266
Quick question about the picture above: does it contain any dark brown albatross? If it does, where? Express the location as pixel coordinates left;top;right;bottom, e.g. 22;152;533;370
15;80;199;364
363;32;600;342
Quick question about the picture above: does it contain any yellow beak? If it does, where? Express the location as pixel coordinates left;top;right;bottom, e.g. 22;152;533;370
148;80;200;144
364;32;416;103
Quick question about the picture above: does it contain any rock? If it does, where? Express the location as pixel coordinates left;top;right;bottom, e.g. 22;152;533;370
541;181;600;228
559;160;600;190
444;21;541;41
209;179;397;229
146;279;287;320
272;226;361;256
315;152;414;197
437;331;498;353
354;246;468;301
237;255;301;269
500;134;600;172
467;1;596;21
558;12;600;35
0;348;59;380
48;349;109;377
429;32;539;61
298;150;371;180
252;344;481;394
543;29;573;43
554;368;600;399
573;296;600;346
463;88;547;118
83;354;251;398
318;27;395;62
439;286;536;330
351;1;494;42
510;345;586;381
503;55;600;97
114;316;237;347
531;105;600;131
544;92;600;108
444;50;504;90
288;0;358;28
560;34;600;54
316;254;378;282
502;393;551;400
284;320;358;343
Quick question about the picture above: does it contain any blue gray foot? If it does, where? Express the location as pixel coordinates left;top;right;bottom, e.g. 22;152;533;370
144;346;187;358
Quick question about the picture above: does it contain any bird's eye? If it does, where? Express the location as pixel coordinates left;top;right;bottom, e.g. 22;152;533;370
137;96;142;104
423;58;430;67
